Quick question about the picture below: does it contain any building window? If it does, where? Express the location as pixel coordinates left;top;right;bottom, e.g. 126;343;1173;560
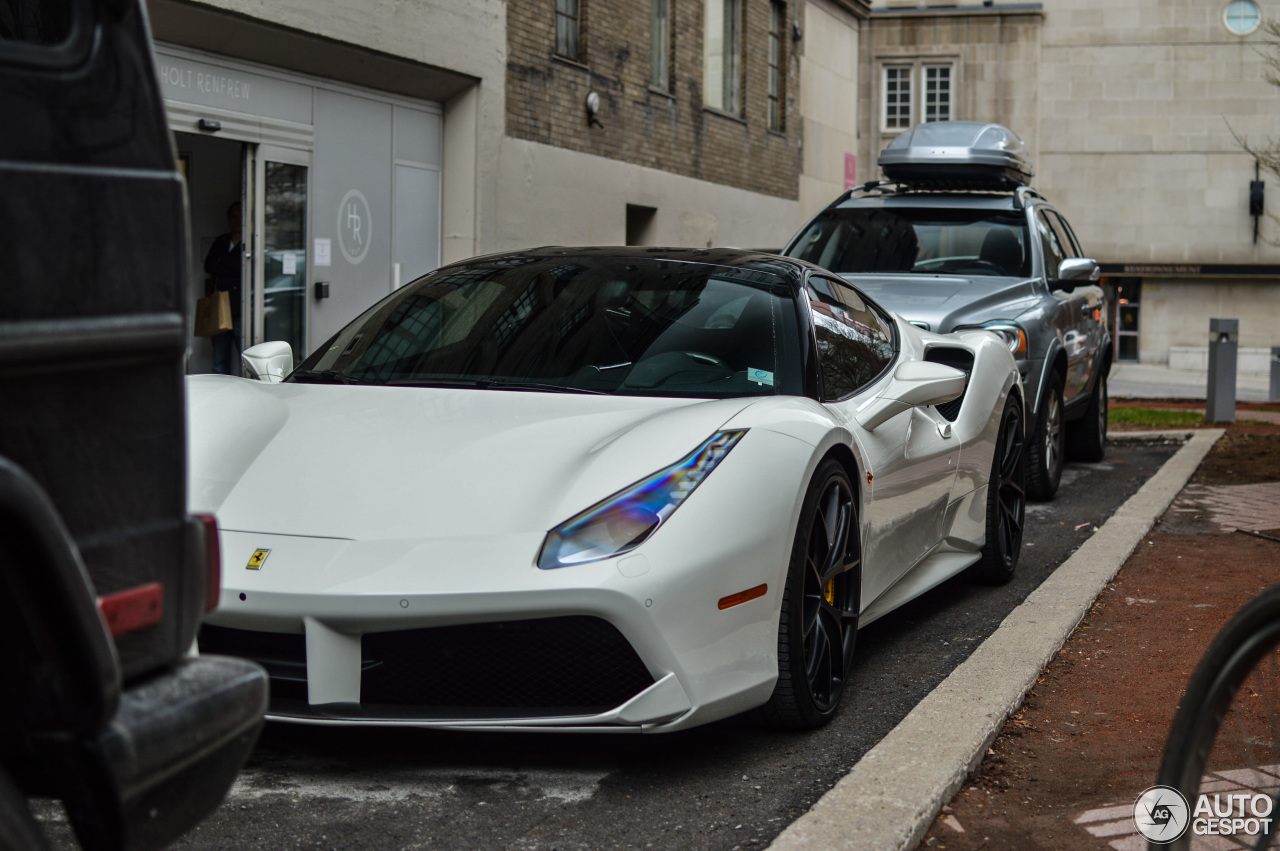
883;62;955;129
555;0;580;61
704;0;741;113
923;64;952;122
1223;0;1261;35
883;65;912;130
650;0;670;89
768;1;785;131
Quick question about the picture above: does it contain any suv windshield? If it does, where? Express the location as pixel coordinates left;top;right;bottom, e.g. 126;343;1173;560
788;207;1032;278
292;255;803;398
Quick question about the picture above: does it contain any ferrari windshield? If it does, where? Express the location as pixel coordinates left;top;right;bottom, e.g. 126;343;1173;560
788;208;1032;278
292;255;803;398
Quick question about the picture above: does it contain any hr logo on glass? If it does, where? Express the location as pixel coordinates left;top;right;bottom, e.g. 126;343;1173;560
1134;785;1189;844
338;189;372;264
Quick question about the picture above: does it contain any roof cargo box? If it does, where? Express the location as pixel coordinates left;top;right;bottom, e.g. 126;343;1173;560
878;122;1032;189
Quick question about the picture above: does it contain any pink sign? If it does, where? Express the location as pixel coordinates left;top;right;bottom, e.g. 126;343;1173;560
844;153;858;190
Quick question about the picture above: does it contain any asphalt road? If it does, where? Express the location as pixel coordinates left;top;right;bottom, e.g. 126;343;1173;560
32;440;1180;851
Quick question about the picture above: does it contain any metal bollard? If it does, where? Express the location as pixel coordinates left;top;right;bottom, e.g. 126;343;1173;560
1206;318;1238;423
1271;346;1280;402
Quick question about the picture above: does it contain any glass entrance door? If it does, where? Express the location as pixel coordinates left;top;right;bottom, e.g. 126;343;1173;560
250;145;310;362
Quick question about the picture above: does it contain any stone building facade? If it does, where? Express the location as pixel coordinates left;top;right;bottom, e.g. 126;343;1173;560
799;0;871;219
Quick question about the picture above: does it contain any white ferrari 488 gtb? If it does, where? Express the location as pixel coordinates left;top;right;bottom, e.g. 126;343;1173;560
191;247;1025;732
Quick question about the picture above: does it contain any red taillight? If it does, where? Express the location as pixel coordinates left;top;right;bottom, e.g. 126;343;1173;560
98;583;164;637
196;513;221;613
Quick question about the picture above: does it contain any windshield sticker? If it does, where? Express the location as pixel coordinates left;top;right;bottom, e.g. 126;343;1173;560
748;368;775;386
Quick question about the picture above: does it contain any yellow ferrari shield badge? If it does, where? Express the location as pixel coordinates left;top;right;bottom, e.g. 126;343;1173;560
246;548;270;570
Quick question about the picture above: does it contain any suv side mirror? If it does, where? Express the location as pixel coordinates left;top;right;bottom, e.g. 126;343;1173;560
855;361;967;431
240;341;293;382
1054;258;1100;291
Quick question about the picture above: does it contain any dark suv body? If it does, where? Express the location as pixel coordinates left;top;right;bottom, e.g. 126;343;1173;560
784;122;1110;499
0;1;266;848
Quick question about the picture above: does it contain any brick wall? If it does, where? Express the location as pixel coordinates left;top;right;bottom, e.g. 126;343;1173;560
506;0;801;200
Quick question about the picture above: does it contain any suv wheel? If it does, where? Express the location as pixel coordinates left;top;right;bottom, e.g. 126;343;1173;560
1067;372;1108;463
1027;373;1064;500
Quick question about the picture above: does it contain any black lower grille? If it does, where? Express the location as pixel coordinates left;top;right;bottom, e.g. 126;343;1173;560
198;624;308;701
935;396;964;421
361;616;654;714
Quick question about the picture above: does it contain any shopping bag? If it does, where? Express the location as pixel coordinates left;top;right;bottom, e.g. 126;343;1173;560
194;289;233;337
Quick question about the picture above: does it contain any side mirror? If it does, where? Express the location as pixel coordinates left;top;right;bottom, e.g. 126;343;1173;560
1055;258;1100;289
854;361;967;431
240;341;293;383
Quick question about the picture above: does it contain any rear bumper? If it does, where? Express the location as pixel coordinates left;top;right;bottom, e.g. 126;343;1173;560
93;655;266;851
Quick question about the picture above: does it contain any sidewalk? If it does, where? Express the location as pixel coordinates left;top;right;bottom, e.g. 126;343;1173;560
920;424;1280;850
1111;362;1274;402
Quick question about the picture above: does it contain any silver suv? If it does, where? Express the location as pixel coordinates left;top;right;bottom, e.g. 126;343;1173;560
783;122;1109;500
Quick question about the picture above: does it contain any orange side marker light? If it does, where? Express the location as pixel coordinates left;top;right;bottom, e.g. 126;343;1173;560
718;583;768;610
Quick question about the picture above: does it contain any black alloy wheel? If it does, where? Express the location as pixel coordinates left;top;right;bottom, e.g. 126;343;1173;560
971;394;1026;584
758;459;861;729
1027;372;1065;500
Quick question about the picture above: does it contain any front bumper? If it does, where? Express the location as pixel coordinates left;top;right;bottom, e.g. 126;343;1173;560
16;655;266;851
199;428;814;732
97;656;267;850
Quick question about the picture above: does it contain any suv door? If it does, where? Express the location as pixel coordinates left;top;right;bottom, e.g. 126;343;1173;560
1048;208;1105;393
1034;207;1093;404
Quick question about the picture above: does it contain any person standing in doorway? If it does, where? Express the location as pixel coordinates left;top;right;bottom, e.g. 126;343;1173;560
205;201;243;375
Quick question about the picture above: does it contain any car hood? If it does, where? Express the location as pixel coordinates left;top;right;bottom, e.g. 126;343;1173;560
187;376;756;541
840;273;1041;333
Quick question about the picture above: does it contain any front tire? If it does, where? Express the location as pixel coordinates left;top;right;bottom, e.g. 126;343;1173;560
757;459;860;730
0;766;51;851
1027;373;1065;501
1067;371;1108;463
970;394;1026;585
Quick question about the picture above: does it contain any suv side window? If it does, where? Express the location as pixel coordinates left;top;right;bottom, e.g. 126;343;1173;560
1034;208;1068;280
0;0;73;45
1047;210;1083;258
0;0;90;69
806;273;895;400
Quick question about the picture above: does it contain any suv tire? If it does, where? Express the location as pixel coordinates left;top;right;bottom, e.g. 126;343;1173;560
1027;372;1064;501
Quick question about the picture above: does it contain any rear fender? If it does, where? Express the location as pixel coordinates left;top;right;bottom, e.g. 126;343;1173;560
0;457;120;743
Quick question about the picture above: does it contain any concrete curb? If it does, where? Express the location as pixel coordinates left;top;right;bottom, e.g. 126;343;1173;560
768;429;1226;851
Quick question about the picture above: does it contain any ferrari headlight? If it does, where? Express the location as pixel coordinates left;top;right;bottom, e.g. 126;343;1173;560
978;321;1028;359
537;430;747;570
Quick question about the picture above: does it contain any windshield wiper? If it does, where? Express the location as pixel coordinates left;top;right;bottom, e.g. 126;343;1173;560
489;380;607;395
384;377;605;394
289;369;367;385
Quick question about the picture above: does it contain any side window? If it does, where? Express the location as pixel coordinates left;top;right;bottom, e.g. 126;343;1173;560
1034;209;1067;281
1048;210;1084;258
0;0;90;68
0;0;73;45
807;274;895;400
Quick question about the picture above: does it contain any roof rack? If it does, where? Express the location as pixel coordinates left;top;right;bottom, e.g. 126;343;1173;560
825;179;1038;209
1014;185;1044;209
